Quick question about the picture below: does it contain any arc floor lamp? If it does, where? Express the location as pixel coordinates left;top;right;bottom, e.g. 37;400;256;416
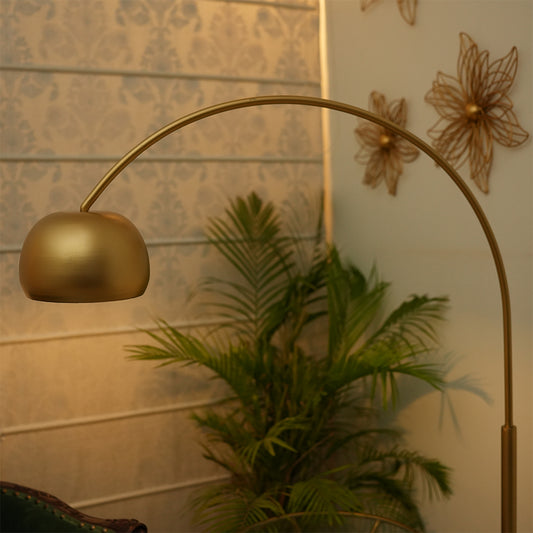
18;95;516;533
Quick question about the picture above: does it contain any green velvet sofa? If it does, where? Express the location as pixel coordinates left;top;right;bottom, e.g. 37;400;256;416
0;481;147;533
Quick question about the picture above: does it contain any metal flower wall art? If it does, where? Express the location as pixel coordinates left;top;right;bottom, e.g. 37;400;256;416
361;0;417;25
354;91;419;196
425;33;529;194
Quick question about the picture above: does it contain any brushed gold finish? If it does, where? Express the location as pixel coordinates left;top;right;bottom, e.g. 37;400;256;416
465;102;483;122
19;211;149;302
378;133;393;148
18;94;516;531
502;425;517;533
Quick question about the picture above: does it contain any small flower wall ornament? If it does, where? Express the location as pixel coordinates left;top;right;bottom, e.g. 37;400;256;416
354;91;419;196
425;33;529;193
361;0;417;25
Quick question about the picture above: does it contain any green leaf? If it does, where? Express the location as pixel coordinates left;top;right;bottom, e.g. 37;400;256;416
368;294;449;352
192;485;285;533
240;416;310;467
288;476;361;526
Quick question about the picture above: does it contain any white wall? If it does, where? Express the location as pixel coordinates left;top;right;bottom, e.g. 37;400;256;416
322;1;532;532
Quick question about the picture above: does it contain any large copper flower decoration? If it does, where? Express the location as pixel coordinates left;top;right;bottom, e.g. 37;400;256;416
425;33;529;193
354;91;419;196
361;0;417;25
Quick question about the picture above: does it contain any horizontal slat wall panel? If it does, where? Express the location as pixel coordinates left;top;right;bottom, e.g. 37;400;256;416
1;70;320;159
72;481;226;532
0;317;327;430
0;1;322;531
1;158;323;246
0;331;229;429
213;0;316;8
1;411;225;503
2;1;319;81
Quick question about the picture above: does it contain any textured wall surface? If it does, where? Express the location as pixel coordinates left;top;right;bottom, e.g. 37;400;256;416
0;1;323;531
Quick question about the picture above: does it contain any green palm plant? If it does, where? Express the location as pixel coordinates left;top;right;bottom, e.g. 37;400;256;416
129;192;452;532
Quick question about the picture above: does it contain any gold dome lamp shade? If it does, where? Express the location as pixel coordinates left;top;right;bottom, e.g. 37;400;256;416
19;211;149;303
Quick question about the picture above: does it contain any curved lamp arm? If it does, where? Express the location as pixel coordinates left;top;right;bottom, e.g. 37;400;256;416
18;95;516;532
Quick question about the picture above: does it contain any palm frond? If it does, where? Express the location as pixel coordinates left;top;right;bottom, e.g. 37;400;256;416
325;341;446;409
129;192;456;533
349;445;453;503
324;290;448;406
127;323;261;408
242;510;420;533
368;295;449;353
326;248;389;362
192;484;285;533
192;409;254;452
287;476;361;527
241;416;310;467
205;192;297;343
323;427;401;461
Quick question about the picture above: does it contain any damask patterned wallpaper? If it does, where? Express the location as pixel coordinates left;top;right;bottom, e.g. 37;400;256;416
0;1;322;530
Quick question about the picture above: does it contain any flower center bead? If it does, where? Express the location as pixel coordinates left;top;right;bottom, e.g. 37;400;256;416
465;102;483;121
379;133;393;149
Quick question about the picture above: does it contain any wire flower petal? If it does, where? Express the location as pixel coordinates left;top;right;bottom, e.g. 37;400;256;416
360;0;417;25
488;107;530;147
468;121;493;193
425;32;529;193
354;91;419;196
397;0;417;25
